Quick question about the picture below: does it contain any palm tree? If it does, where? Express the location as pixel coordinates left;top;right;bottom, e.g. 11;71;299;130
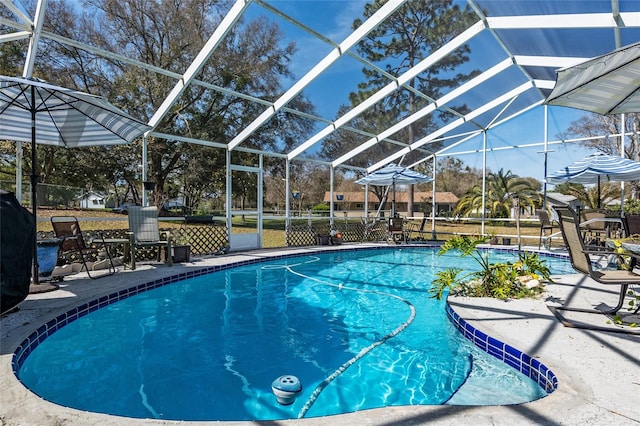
454;169;541;218
561;182;621;209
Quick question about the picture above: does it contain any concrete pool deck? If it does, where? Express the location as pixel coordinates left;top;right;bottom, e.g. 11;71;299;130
1;244;639;425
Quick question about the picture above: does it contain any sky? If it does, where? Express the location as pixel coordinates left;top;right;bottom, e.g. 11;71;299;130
445;106;594;184
245;1;608;187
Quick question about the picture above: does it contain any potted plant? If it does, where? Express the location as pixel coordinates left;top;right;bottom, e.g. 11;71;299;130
171;233;191;262
317;234;330;245
330;230;342;245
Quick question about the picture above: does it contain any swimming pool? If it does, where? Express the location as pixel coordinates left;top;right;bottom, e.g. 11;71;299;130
14;247;573;421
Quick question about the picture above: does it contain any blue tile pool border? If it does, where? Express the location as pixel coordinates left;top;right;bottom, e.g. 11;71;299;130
12;244;563;397
446;303;558;394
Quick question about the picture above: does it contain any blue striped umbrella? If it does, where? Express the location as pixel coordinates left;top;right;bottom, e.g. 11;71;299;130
546;152;640;208
356;164;432;215
0;76;150;282
546;153;640;184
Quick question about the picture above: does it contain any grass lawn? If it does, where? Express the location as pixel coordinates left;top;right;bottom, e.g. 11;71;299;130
34;209;555;249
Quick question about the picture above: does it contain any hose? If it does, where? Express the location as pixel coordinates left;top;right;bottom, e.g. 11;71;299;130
261;257;416;418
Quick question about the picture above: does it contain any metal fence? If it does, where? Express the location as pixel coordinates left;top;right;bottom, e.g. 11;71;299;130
286;221;388;246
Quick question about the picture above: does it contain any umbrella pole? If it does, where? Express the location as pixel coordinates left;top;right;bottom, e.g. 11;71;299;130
597;175;601;209
30;85;39;285
512;194;521;254
516;208;521;253
392;181;396;217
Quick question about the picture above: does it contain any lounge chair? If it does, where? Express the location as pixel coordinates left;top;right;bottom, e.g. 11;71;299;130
128;206;172;269
51;216;116;279
550;206;639;331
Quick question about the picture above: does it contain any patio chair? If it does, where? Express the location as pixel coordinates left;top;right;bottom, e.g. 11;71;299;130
387;216;406;244
360;216;384;242
51;216;116;279
550;206;639;330
406;216;429;242
536;209;554;249
580;210;608;245
128;206;172;269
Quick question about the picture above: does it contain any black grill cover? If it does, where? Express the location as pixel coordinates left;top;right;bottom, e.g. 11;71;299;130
1;190;34;314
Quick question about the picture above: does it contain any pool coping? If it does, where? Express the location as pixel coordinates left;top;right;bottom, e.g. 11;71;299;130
1;243;638;425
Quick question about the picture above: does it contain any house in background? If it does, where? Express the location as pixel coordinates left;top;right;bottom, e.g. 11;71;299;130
79;191;106;209
324;191;459;217
545;192;583;211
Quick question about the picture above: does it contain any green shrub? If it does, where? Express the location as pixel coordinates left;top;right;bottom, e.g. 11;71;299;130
311;203;329;211
429;236;553;300
608;199;640;215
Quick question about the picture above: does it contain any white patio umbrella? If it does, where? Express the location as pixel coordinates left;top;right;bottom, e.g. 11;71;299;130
356;163;432;216
545;41;640;115
546;152;640;208
0;75;151;283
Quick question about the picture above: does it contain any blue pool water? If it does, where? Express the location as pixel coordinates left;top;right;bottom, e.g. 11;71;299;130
16;248;574;421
